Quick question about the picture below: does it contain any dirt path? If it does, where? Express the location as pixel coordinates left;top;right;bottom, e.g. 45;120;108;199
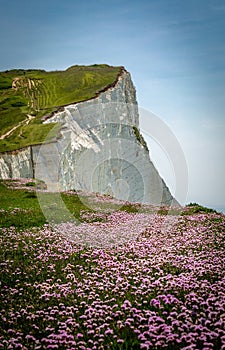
0;114;35;140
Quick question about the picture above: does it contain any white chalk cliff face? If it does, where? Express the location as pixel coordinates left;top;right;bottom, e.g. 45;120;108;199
0;69;175;206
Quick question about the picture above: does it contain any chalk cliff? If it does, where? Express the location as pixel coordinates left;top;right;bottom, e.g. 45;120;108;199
0;68;175;206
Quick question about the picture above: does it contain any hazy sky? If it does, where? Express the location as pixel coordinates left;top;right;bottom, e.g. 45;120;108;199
0;0;225;209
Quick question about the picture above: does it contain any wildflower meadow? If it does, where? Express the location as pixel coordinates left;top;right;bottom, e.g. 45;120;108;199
0;181;225;349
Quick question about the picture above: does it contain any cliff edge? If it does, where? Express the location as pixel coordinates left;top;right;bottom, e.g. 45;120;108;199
0;66;176;206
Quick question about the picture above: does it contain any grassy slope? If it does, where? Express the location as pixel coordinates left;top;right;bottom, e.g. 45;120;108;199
0;185;224;349
0;180;140;229
0;180;218;230
0;181;92;228
0;64;121;152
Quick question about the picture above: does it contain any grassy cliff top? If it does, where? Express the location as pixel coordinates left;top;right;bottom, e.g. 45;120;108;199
0;64;122;152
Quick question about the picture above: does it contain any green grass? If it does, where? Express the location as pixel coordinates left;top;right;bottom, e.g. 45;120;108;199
1;178;220;230
0;181;92;229
0;180;143;229
0;181;45;228
0;64;122;152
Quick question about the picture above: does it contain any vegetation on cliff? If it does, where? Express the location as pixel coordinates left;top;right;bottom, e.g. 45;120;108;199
0;65;122;152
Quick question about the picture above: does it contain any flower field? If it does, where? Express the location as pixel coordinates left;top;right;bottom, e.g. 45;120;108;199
0;208;225;349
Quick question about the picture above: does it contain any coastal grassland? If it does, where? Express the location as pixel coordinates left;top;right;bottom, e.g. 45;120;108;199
0;180;92;228
0;65;121;152
0;179;219;230
0;180;225;348
0;179;142;229
0;193;225;349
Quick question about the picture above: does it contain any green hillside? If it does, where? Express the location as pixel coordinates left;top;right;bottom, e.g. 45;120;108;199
0;64;122;152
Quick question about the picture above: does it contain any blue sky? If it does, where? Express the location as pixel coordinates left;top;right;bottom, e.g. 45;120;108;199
1;0;225;209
